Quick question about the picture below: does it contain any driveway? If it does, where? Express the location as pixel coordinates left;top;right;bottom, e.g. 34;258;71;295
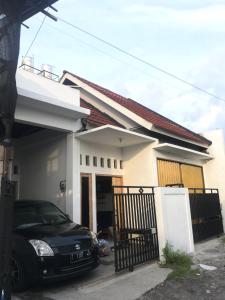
14;237;224;300
139;236;225;300
13;252;169;300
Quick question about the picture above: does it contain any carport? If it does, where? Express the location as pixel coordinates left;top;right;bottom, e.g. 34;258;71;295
9;68;89;217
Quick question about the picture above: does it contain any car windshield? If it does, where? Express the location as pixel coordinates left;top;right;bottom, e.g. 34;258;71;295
14;202;70;229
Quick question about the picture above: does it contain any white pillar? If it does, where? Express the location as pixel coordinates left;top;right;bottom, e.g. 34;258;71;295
155;187;194;260
92;173;97;233
66;133;81;223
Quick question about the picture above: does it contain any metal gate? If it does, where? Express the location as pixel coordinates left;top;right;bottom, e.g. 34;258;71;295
189;188;224;242
112;186;159;272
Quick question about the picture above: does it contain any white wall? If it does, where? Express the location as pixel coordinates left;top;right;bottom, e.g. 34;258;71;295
80;141;124;176
14;130;67;212
15;99;83;132
203;129;225;230
17;69;80;106
122;141;207;188
155;187;194;259
122;142;158;187
80;141;124;232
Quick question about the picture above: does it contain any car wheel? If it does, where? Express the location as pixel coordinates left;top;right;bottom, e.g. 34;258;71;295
12;256;27;292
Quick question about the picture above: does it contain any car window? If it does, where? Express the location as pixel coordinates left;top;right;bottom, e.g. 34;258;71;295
15;202;69;229
39;203;69;225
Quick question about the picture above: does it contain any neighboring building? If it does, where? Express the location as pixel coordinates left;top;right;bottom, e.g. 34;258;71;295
8;67;225;235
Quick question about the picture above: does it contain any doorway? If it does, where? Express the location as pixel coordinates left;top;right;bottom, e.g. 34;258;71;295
81;173;92;229
96;176;122;238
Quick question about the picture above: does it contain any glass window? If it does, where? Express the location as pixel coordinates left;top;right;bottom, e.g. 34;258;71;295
100;157;104;168
86;155;90;166
114;159;117;169
93;156;97;167
120;160;123;169
14;202;70;229
107;158;111;168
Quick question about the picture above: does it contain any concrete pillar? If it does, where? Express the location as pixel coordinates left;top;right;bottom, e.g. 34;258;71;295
66;133;81;223
155;187;194;260
92;173;97;233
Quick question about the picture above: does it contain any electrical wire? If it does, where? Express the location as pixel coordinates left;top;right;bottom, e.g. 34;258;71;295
24;13;47;57
34;17;184;94
57;16;225;104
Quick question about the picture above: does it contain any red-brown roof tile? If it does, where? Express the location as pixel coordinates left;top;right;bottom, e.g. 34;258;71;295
65;71;211;145
80;99;124;128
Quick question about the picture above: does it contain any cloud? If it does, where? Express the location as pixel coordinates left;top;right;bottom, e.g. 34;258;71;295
107;49;225;134
122;4;225;32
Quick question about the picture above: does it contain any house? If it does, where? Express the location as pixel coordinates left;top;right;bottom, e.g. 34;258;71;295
6;66;225;244
59;71;225;233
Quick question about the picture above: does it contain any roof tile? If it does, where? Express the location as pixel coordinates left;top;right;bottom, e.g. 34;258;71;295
66;71;211;145
80;99;124;128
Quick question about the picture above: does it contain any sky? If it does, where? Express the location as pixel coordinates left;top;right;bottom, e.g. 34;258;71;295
19;0;225;135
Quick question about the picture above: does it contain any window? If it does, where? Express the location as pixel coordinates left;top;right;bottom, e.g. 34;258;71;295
107;158;111;168
114;159;117;169
80;154;82;165
100;157;104;168
86;155;90;166
13;165;19;175
93;156;97;167
157;159;204;188
120;160;123;169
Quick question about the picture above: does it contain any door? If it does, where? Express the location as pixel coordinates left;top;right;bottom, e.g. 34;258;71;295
112;176;124;231
81;174;92;229
112;176;123;193
157;159;204;188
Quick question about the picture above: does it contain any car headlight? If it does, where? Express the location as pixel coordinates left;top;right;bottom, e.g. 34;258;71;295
29;240;54;256
90;231;98;245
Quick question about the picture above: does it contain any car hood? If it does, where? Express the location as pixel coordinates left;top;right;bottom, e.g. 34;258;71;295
15;222;93;249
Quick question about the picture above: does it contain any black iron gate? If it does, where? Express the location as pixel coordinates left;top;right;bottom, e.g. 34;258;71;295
112;186;159;272
189;188;224;242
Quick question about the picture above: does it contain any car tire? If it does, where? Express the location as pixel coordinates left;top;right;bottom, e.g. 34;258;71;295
12;255;27;292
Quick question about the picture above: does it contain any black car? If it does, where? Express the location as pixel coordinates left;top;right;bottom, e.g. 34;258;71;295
12;200;99;291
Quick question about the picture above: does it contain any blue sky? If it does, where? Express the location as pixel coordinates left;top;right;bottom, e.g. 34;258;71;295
19;0;225;134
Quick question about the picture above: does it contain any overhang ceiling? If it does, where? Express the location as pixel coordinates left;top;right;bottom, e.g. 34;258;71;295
76;125;156;148
154;143;213;161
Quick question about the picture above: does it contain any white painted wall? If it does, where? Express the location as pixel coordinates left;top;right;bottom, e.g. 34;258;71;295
17;69;80;106
14;130;67;212
155;187;194;259
122;140;207;188
202;129;225;230
80;140;124;232
15;99;84;132
122;142;158;187
80;141;124;176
